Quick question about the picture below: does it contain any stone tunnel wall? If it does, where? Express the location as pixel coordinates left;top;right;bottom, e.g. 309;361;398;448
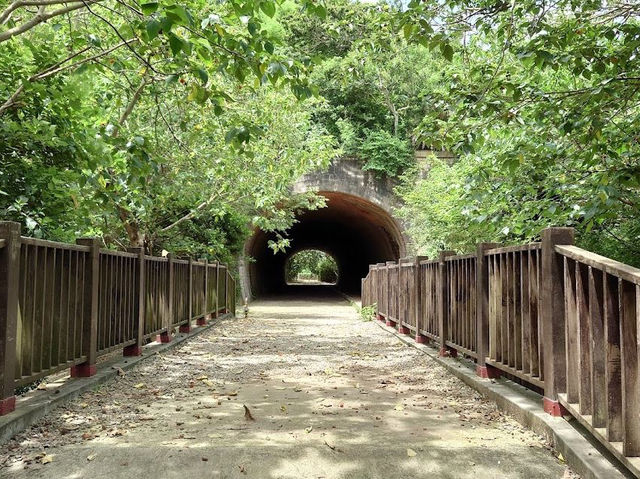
240;158;410;299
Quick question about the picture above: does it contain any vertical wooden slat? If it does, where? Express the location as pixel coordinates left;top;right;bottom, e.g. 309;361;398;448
513;252;522;370
588;266;606;428
71;238;99;377
576;261;593;415
620;281;640;456
603;273;623;442
541;227;575;411
0;222;20;413
521;251;531;374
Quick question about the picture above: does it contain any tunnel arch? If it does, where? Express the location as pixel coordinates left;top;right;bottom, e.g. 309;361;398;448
240;158;409;298
243;190;406;297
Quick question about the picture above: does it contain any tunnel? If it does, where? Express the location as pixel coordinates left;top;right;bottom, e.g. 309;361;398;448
244;191;404;297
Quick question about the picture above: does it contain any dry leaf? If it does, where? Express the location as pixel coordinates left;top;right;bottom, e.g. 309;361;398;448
203;379;214;387
394;404;405;411
87;453;97;461
37;382;48;390
280;405;287;413
243;405;255;421
134;383;145;389
41;455;54;464
305;426;313;433
407;448;417;457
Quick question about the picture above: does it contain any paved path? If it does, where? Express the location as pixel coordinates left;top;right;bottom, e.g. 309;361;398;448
1;288;575;478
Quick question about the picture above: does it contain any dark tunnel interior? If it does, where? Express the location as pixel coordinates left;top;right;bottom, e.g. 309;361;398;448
245;192;404;296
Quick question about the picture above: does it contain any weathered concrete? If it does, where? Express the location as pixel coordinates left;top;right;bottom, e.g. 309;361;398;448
0;314;233;445
374;319;632;479
1;288;576;479
242;158;409;299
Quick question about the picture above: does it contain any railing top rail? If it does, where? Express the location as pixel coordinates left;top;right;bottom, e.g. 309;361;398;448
100;249;137;259
173;258;189;265
485;243;541;256
20;236;91;252
556;244;640;285
445;253;476;261
419;258;439;266
144;255;168;263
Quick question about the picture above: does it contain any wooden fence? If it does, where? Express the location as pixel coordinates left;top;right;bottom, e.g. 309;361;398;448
0;221;236;415
362;227;640;477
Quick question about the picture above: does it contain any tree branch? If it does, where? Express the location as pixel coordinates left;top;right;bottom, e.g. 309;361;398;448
0;0;103;43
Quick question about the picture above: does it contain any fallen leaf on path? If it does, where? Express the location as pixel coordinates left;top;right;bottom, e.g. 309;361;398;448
134;383;145;389
243;405;255;421
41;455;53;464
305;426;313;433
87;453;97;461
407;448;417;457
37;382;48;390
394;404;405;411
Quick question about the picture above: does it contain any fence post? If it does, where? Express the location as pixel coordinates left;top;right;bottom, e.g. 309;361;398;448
167;253;174;330
211;261;218;318
70;238;100;377
475;242;500;378
541;227;575;416
414;256;429;344
198;259;208;326
376;263;385;321
224;268;229;314
124;246;145;355
438;250;456;357
385;261;396;327
0;222;20;414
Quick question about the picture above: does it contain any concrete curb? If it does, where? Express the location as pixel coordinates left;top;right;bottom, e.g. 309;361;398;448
0;313;233;444
373;319;633;479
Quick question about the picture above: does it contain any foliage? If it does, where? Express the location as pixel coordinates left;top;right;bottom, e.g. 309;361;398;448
358;303;376;322
394;1;640;266
282;1;438;177
285;249;338;283
0;0;337;268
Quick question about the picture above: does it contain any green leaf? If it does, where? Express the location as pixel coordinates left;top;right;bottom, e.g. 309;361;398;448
168;33;183;56
195;68;208;85
166;5;191;25
441;43;454;61
141;2;158;15
260;1;276;18
146;20;161;41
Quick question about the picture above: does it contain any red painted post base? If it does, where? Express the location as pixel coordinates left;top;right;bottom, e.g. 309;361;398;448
196;317;207;326
398;325;410;334
438;347;458;358
543;397;568;417
179;324;192;333
0;396;16;416
70;363;97;378
157;332;172;343
476;365;501;379
123;345;142;357
386;319;396;327
376;314;385;322
415;334;428;344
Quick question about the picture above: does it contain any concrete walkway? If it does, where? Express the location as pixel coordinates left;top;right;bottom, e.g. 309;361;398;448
0;287;575;478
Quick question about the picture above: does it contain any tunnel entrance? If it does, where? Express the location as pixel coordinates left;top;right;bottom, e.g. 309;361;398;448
285;249;338;285
244;191;404;297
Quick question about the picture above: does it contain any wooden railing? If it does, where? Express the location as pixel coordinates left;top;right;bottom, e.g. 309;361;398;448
362;227;640;477
0;221;236;415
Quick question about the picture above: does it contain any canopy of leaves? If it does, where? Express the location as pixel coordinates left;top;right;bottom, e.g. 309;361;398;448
0;0;336;267
394;1;640;265
285;249;338;283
